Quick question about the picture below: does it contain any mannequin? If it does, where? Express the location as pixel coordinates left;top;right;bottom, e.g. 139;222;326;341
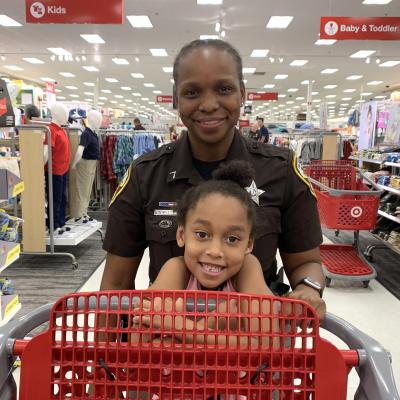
71;109;102;223
44;102;71;234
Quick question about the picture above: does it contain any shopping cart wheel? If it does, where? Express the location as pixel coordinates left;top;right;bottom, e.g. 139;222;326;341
72;262;78;270
335;230;340;237
362;280;370;288
364;254;373;262
325;277;332;287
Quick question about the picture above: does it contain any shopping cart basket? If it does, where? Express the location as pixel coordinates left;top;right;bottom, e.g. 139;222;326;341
305;160;382;288
0;290;398;399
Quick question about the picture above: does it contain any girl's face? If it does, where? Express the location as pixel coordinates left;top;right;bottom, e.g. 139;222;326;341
175;47;245;154
176;193;253;289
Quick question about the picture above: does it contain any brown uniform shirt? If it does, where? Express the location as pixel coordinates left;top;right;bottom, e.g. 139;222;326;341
103;132;323;284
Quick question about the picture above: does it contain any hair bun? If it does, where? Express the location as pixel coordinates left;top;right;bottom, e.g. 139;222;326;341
212;160;255;188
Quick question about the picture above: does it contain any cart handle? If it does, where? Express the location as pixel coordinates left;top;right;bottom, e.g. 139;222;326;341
308;170;382;197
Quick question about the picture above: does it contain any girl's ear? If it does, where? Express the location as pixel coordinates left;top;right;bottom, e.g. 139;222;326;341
244;237;254;255
176;225;185;247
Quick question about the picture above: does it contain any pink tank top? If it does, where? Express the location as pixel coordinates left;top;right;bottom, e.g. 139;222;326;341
186;274;237;292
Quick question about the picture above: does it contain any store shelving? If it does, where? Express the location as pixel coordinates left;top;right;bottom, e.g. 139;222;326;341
378;210;400;224
349;156;383;164
384;162;400;168
0;242;20;275
377;184;400;196
0;296;21;327
371;233;400;257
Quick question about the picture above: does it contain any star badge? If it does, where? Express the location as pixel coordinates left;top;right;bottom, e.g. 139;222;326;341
246;180;265;206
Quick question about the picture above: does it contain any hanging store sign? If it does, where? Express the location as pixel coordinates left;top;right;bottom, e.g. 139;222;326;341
247;92;278;101
25;0;123;24
320;17;400;40
156;95;173;103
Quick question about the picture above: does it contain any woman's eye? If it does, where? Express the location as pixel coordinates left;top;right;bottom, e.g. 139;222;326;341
226;236;240;244
195;231;208;239
183;89;198;98
219;86;233;94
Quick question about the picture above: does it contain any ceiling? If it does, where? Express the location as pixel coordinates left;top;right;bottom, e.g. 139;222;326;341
0;0;400;121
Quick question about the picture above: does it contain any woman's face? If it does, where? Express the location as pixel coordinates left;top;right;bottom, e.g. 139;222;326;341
176;47;245;149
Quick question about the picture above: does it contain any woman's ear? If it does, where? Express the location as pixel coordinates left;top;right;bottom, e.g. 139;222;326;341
176;225;185;247
244;237;254;255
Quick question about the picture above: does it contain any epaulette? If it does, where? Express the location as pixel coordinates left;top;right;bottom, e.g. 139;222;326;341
245;140;289;160
134;141;177;166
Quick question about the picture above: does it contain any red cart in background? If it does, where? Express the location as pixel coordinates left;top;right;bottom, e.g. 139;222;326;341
305;160;382;288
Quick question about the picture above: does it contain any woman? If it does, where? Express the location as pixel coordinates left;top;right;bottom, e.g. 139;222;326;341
101;39;326;319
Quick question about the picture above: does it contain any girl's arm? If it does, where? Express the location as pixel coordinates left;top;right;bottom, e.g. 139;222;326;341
148;256;189;290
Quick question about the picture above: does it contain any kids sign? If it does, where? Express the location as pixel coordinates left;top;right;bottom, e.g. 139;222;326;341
25;0;123;24
247;92;278;101
320;17;400;40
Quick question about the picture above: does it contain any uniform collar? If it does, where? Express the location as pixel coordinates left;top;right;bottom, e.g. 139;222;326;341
166;130;249;184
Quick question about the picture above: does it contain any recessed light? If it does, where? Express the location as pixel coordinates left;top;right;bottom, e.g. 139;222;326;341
275;74;288;80
374;95;386;99
243;68;256;74
47;47;71;56
342;97;353;101
315;39;336;45
321;68;338;74
367;80;383;85
312;91;319;95
110;100;118;104
83;66;99;72
0;15;22;27
94;55;101;62
263;84;275;89
132;93;141;96
99;96;108;100
126;15;153;28
379;60;400;67
286;101;295;104
105;78;118;83
266;16;294;29
313;99;322;102
142;97;149;101
361;92;373;96
350;50;376;58
55;89;62;93
70;94;79;98
278;94;286;98
112;57;129;65
301;80;309;85
4;65;23;71
59;72;75;77
356;100;365;103
114;95;123;99
84;82;95;86
287;88;299;92
121;86;132;91
200;35;219;40
131;73;144;78
162;67;173;73
41;77;56;82
197;0;223;4
153;90;162;94
251;49;269;58
324;85;337;89
57;96;66;100
343;89;356;92
65;86;78;90
362;0;392;4
144;83;155;87
80;34;105;44
296;97;305;100
290;60;308;66
23;57;44;64
150;48;168;57
84;92;94;96
346;75;363;80
326;94;336;98
101;89;112;93
327;101;336;105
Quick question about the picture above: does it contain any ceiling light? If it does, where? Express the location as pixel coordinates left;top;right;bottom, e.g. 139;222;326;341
47;47;71;56
275;74;288;80
162;67;173;73
83;66;99;72
278;57;284;63
290;60;308;66
144;83;155;87
55;89;62;93
362;0;392;4
84;82;95;87
220;30;226;38
327;101;336;105
374;95;386;99
375;58;381;64
131;73;144;78
110;100;117;104
125;99;133;103
379;60;400;67
215;22;221;32
0;15;22;27
350;50;376;58
80;34;105;44
296;97;305;100
287;88;299;92
365;57;371;64
126;15;153;28
23;57;44;64
153;90;162;94
312;91;319;95
324;85;337;89
197;0;223;4
105;78;118;83
315;39;337;45
326;94;336;98
313;99;322;102
75;56;81;62
81;55;87;61
114;95;123;98
112;57;129;65
346;75;363;80
70;94;79;98
301;80;309;85
286;101;295;104
361;92;373;96
343;89;356;92
150;48;168;57
57;96;66;100
251;49;269;58
132;93;141;96
142;97;149;101
171;79;175;84
263;84;275;88
59;72;75;77
266;16;294;29
99;96;108;100
269;57;275;63
121;86;132;90
94;55;101;62
321;68;338;74
243;68;256;74
65;86;78;90
342;97;353;101
367;80;383;86
200;35;219;40
4;65;23;71
84;92;94;96
278;94;286;98
41;77;55;82
101;89;112;93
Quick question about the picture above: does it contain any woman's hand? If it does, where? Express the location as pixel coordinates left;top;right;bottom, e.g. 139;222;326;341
287;284;326;320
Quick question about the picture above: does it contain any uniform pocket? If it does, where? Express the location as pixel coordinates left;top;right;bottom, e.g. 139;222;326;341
145;215;178;243
254;206;281;238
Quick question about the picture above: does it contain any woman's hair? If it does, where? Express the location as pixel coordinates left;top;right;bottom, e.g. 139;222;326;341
177;160;256;236
173;39;244;86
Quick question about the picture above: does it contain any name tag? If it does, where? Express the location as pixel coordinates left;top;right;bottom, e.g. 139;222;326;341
154;209;177;216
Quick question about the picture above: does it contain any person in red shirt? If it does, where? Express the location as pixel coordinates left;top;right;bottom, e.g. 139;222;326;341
44;103;71;233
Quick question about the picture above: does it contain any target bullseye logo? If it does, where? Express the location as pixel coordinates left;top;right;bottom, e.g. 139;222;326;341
30;2;45;18
350;206;363;218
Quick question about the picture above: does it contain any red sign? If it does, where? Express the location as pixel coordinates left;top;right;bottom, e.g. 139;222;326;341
0;98;7;117
247;92;278;101
156;95;173;103
320;17;400;40
45;82;55;94
25;0;123;24
239;119;250;129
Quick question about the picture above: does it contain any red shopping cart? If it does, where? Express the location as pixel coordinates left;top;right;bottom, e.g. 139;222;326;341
305;160;382;288
0;290;398;399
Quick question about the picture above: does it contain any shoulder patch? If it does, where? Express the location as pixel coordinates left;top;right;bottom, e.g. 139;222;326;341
109;165;132;207
292;155;317;199
135;142;176;166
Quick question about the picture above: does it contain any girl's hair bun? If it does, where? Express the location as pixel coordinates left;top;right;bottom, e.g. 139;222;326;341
212;160;255;188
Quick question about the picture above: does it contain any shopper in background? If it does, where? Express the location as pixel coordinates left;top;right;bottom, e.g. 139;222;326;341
133;118;145;131
256;116;269;143
24;104;40;124
102;39;326;319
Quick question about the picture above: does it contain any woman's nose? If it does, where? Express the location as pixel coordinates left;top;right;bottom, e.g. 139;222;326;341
198;91;219;113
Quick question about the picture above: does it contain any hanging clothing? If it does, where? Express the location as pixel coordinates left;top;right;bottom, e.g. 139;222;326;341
100;135;118;183
113;135;135;182
44;122;71;175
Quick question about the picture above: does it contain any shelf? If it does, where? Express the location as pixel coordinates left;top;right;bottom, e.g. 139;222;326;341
371;234;400;257
349;156;383;165
384;162;400;168
45;221;102;246
0;294;21;327
0;242;20;275
378;210;400;224
377;184;400;196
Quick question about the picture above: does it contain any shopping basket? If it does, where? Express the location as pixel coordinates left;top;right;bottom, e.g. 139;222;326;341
0;290;398;399
305;160;382;288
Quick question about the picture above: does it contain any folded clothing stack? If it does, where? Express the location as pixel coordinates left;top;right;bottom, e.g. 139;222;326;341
387;231;400;250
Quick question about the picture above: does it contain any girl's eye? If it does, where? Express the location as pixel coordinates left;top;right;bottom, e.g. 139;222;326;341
195;231;208;239
226;236;240;244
